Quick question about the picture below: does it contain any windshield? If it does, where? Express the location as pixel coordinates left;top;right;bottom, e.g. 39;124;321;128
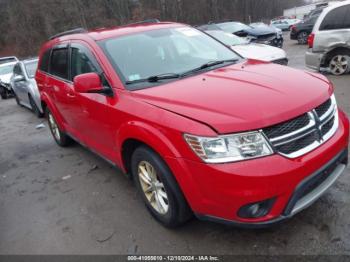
217;22;252;33
24;61;38;78
0;64;15;76
207;31;248;46
99;27;240;89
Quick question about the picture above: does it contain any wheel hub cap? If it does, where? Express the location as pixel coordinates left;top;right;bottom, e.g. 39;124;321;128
138;161;169;215
48;113;60;141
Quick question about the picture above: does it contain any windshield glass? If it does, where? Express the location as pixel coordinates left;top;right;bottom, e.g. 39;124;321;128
0;64;15;76
217;22;252;33
24;61;38;78
207;31;248;46
99;27;240;89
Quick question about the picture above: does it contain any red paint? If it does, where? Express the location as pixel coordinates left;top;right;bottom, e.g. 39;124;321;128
36;22;349;224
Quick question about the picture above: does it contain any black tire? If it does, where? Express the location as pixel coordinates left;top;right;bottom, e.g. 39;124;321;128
131;146;192;227
46;108;73;147
0;86;8;99
297;31;308;45
327;49;350;76
29;95;44;118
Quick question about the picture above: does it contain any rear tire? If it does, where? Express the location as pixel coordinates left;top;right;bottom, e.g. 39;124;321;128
328;50;350;76
297;31;308;45
29;95;44;118
131;146;192;228
46;108;73;147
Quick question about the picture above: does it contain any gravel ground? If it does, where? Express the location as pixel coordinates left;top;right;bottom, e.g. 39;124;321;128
0;34;349;255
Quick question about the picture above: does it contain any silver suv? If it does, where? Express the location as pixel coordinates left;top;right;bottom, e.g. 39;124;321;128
306;1;350;75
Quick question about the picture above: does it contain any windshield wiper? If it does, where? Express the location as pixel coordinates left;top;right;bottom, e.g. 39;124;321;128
125;73;181;85
181;59;238;77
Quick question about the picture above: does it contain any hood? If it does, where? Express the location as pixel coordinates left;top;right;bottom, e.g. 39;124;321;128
0;73;12;84
133;60;332;134
231;44;286;61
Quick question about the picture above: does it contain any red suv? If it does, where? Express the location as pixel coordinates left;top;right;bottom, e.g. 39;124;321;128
36;22;349;228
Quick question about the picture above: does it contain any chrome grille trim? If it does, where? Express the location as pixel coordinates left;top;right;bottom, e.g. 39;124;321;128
263;95;338;158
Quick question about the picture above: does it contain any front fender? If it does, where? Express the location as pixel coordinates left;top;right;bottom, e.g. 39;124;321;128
116;121;182;168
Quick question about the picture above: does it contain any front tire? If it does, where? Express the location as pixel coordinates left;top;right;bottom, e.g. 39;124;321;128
0;86;8;99
131;146;192;227
46;108;72;147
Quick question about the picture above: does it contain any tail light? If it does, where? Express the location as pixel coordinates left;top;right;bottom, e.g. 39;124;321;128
291;25;296;31
308;33;315;49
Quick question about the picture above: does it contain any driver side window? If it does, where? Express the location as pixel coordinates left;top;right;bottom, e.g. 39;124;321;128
70;45;98;80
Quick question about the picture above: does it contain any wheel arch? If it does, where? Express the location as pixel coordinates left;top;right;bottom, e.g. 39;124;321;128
117;121;182;175
323;45;350;66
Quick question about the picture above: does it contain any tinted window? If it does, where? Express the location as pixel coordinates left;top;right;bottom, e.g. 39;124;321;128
39;49;51;72
320;6;347;30
71;46;98;80
50;48;68;79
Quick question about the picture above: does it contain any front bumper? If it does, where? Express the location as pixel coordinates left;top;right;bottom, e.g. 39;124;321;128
165;110;349;226
306;50;325;71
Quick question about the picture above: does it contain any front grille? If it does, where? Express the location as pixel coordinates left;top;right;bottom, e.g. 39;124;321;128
315;99;332;118
257;33;276;41
272;58;288;65
275;131;318;155
264;113;310;139
322;116;335;136
263;96;338;158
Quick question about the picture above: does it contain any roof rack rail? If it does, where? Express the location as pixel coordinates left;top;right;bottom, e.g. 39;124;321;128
49;28;87;40
124;19;160;27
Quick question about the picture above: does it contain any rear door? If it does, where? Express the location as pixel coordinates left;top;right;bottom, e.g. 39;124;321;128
314;5;349;52
48;44;80;136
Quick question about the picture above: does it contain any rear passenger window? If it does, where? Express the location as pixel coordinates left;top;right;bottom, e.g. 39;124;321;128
50;48;69;79
39;49;51;72
320;6;347;30
343;6;350;28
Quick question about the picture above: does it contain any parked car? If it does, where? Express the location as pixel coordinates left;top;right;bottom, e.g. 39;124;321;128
0;56;18;65
271;19;301;31
11;58;43;117
250;22;284;48
205;30;288;65
210;21;283;47
290;15;320;44
36;22;349;228
306;1;350;75
0;61;16;99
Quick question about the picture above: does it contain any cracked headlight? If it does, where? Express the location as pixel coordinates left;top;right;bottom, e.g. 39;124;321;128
184;132;273;163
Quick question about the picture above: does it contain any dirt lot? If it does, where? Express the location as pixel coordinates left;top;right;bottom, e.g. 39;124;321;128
0;35;349;255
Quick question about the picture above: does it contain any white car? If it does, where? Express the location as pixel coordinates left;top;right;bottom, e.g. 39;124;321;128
206;30;288;65
0;61;17;99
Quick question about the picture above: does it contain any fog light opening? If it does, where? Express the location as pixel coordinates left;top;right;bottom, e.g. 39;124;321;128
238;198;276;219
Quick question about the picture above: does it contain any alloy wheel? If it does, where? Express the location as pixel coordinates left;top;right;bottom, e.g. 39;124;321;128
48;112;61;141
329;55;349;75
138;161;169;215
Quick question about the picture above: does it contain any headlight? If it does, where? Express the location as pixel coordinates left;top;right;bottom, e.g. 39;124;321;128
184;131;273;164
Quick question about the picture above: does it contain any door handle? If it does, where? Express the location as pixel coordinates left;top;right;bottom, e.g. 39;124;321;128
67;93;75;98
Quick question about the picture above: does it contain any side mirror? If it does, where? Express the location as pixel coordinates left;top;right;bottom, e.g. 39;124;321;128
74;72;104;94
14;75;25;82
